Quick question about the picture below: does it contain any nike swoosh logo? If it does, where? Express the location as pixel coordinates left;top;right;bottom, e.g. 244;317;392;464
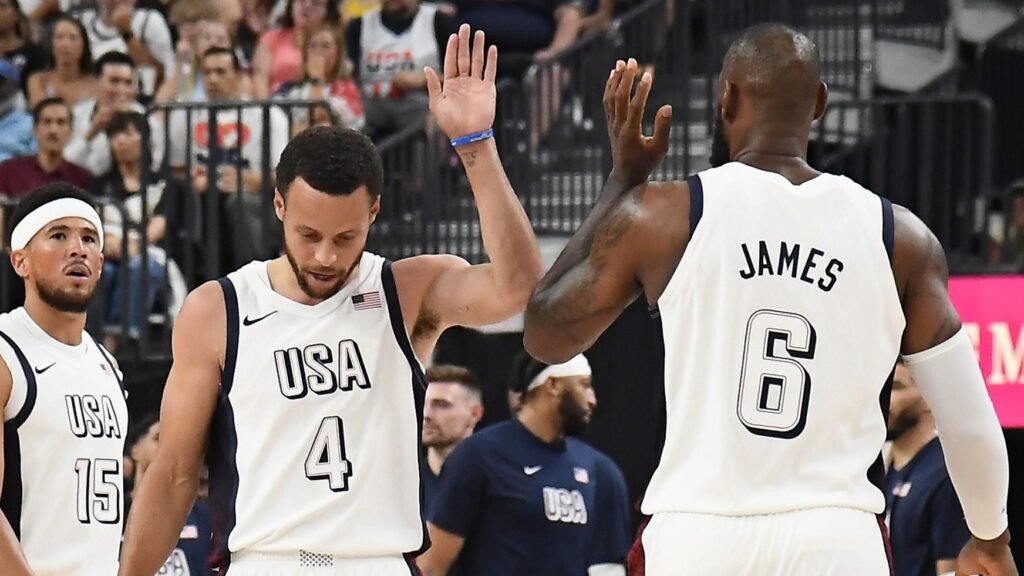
34;362;56;374
242;311;279;326
523;466;542;476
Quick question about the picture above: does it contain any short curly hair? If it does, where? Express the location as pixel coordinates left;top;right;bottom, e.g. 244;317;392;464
276;126;382;199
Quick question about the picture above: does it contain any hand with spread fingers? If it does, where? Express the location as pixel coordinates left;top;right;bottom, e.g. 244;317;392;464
425;24;497;140
603;57;673;188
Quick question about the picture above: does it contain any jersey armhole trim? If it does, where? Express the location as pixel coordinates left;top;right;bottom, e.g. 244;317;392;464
881;196;894;265
648;175;703;320
0;330;36;429
217;278;240;394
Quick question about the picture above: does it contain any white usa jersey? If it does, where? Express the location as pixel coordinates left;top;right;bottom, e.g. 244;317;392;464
0;307;127;576
207;253;428;569
642;162;905;518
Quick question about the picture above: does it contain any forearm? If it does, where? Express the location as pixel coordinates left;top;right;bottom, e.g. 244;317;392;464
118;458;199;575
0;518;32;575
458;139;542;298
547;8;582;52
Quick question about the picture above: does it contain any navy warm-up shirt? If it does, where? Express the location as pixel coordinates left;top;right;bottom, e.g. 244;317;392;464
429;418;632;575
885;438;971;576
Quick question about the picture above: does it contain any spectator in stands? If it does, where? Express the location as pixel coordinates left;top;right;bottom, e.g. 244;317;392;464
77;0;177;98
235;0;275;64
126;414;213;576
0;0;48;100
419;352;631;576
157;13;254;102
252;0;341;98
65;51;165;176
0;97;90;199
26;14;96;108
0;59;34;161
276;23;363;131
168;46;288;268
885;361;971;576
346;0;453;139
93;111;183;350
422;365;484;511
440;0;582;78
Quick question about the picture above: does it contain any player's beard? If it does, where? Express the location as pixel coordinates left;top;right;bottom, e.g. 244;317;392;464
709;104;731;168
284;238;364;301
558;391;590;438
886;409;920;441
35;275;96;313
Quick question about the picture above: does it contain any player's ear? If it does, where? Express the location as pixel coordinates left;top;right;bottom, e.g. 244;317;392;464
813;81;828;121
721;80;738;123
274;190;286;222
369;195;381;223
10;249;28;279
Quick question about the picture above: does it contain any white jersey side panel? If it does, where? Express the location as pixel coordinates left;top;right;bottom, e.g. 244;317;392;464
207;253;427;566
642;163;906;517
0;308;127;576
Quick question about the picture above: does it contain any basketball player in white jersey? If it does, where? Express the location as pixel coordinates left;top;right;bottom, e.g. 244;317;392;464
0;183;127;575
525;25;1017;575
119;24;543;576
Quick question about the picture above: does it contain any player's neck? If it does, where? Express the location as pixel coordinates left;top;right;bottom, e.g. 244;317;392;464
732;136;819;184
23;296;87;346
516;406;562;444
890;415;937;471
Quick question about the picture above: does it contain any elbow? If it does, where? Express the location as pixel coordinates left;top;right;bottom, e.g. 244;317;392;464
523;297;576;365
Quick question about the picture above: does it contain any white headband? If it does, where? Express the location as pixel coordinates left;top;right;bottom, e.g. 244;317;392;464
11;198;104;251
526;354;592;392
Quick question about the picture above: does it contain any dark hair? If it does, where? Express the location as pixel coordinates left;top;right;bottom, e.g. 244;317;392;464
7;183;95;246
201;46;240;72
104;110;147;138
125;413;160;453
51;14;94;75
278;0;340;29
426;365;481;391
276;126;382;199
3;0;30;41
508;351;550;395
95;50;135;76
32;96;70;125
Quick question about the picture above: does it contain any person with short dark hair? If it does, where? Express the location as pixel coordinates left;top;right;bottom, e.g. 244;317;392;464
0;182;127;575
418;351;631;576
422;364;483;511
119;27;543;575
0;98;90;201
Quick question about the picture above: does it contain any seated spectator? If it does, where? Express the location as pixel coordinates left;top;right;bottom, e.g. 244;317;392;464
65;51;165;176
235;0;275;64
0;0;49;101
440;0;582;78
0;97;90;201
252;0;340;98
92;111;186;350
155;0;221;102
275;23;363;131
156;16;253;103
77;0;176;97
168;47;288;269
0;59;34;161
27;14;96;108
346;0;454;139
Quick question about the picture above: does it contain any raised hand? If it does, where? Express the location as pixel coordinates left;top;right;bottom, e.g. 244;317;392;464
425;24;497;140
603;58;672;188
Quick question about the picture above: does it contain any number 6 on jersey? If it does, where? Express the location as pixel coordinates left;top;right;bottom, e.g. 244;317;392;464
305;416;354;491
737;310;817;439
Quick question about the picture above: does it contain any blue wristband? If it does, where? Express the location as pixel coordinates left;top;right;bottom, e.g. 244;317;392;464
450;128;494;148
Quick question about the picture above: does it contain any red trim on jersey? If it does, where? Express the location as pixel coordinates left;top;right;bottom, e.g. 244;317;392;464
876;513;895;575
627;516;651;576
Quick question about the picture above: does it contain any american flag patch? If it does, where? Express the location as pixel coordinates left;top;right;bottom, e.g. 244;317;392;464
574;467;590;484
352;291;382;310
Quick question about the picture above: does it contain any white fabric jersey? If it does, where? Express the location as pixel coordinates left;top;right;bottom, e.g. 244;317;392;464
359;5;440;99
208;253;427;569
166;105;289;173
0;308;127;576
643;162;905;518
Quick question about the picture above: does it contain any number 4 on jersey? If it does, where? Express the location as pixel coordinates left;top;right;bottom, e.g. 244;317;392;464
305;416;354;491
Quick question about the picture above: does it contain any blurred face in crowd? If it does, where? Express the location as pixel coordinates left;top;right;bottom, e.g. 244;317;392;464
0;0;19;35
291;0;328;30
275;179;379;301
130;421;160;471
110;123;143;167
887;364;927;441
98;63;137;107
307;28;340;78
381;0;418;18
423;382;482;450
554;374;596;437
13;217;103;313
198;20;233;56
35;102;73;156
51;19;87;68
100;0;134;14
202;52;240;101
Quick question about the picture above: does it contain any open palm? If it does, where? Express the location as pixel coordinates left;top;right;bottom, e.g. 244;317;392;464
426;24;497;140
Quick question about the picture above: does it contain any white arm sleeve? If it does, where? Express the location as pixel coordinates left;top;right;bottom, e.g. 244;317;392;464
902;327;1009;540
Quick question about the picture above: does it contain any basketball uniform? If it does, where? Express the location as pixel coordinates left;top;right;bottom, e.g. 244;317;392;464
638;162;903;575
0;307;127;576
207;253;427;575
